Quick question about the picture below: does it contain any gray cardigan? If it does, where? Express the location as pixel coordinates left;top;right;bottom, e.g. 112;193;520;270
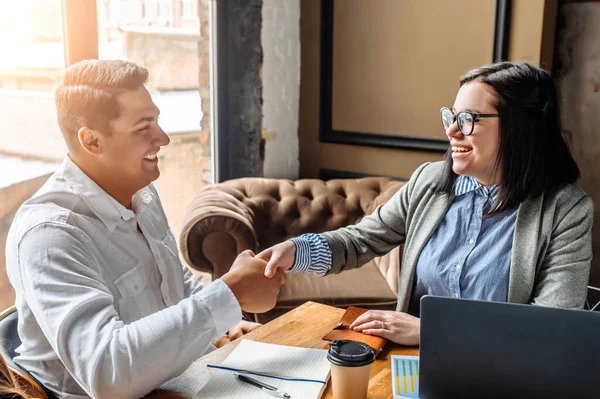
323;162;594;311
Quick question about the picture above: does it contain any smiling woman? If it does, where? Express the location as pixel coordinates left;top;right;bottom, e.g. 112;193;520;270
258;61;593;347
440;82;503;187
435;62;581;216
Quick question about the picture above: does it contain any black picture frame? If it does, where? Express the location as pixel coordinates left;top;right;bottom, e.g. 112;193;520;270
319;0;511;153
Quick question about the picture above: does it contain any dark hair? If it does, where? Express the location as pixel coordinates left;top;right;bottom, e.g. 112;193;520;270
435;61;580;215
55;59;149;140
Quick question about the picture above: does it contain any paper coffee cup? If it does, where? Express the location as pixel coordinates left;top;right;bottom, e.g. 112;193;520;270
327;340;376;399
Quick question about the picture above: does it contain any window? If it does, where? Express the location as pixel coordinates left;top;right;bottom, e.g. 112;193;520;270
0;0;218;311
182;0;194;18
142;0;154;21
0;0;67;310
157;0;170;20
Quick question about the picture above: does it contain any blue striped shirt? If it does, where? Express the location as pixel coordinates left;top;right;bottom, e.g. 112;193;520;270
289;175;518;315
407;175;517;316
289;233;331;276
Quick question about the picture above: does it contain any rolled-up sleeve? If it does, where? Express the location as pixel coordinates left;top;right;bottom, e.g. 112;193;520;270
17;222;241;399
288;233;333;276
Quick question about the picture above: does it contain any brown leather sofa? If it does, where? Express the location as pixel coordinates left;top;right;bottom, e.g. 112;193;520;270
179;177;405;323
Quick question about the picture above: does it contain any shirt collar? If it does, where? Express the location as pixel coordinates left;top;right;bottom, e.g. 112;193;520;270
60;155;156;231
454;175;499;199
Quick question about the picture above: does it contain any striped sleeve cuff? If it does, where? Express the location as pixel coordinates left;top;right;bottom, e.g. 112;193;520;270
288;233;332;277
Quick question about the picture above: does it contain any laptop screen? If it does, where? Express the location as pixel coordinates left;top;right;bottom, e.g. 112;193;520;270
419;296;600;399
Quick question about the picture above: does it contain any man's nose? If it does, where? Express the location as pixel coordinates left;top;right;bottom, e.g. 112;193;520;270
155;126;170;146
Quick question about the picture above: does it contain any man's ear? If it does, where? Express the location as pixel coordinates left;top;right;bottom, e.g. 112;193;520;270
77;127;103;156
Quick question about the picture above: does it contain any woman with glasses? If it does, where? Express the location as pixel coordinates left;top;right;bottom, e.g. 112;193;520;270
257;61;592;345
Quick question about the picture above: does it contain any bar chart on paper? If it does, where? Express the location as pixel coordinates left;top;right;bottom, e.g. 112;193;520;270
391;355;420;399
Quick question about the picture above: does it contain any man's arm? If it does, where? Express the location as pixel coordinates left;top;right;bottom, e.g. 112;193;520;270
17;222;241;399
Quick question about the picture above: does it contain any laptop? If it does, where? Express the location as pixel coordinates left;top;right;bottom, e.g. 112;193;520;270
419;296;600;399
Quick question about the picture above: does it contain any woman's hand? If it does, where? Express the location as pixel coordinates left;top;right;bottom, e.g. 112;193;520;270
228;320;262;341
256;241;297;278
350;310;420;346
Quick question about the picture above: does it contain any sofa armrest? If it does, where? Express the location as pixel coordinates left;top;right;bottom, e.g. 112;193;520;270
179;185;258;278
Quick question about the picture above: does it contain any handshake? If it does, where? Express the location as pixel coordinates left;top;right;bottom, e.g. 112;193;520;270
220;241;297;314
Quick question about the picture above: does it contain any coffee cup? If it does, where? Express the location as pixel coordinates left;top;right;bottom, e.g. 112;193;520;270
327;340;376;399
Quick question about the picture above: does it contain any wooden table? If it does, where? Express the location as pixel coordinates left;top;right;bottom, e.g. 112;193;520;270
154;301;418;399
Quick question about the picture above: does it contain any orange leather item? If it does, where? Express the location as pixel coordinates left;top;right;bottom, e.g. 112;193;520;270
322;306;388;355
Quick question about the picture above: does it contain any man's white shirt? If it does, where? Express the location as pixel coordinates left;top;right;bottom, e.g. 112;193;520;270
6;156;242;399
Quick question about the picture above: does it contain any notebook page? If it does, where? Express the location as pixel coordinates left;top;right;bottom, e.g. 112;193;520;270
196;339;331;399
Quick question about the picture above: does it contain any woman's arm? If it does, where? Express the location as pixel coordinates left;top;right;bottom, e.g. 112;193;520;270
531;195;594;308
259;162;434;278
322;163;429;274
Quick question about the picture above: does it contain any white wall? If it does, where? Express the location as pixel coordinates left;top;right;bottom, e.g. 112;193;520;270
261;0;300;179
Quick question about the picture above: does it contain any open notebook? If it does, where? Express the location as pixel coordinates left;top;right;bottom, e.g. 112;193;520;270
197;340;331;399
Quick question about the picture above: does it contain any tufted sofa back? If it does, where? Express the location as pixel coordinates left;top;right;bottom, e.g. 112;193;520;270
232;177;403;247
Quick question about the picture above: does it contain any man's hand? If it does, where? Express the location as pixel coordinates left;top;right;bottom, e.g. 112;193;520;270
256;241;296;278
221;250;286;313
228;320;262;341
350;310;420;346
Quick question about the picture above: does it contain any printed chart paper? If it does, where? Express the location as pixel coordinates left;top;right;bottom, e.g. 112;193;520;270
391;355;420;399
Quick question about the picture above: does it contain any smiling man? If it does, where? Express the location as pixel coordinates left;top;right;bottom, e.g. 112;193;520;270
5;60;285;399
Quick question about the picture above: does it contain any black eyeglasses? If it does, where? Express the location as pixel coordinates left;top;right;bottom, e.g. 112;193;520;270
440;107;499;135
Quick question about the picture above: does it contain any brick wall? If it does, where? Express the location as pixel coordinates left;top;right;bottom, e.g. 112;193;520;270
198;0;211;136
121;26;202;91
152;131;211;237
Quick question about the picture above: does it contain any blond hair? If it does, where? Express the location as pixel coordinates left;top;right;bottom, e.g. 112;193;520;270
0;354;31;398
55;59;149;140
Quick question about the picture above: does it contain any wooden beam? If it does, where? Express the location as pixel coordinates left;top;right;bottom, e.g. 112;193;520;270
61;0;99;66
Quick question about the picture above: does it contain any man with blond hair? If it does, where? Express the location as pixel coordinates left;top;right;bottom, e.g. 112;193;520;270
6;60;285;399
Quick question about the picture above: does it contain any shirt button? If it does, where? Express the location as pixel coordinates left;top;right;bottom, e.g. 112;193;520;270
163;295;168;302
455;293;460;298
469;239;474;244
134;284;139;291
154;254;160;261
456;264;462;270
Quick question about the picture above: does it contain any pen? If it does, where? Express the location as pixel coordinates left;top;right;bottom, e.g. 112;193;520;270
235;373;291;398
